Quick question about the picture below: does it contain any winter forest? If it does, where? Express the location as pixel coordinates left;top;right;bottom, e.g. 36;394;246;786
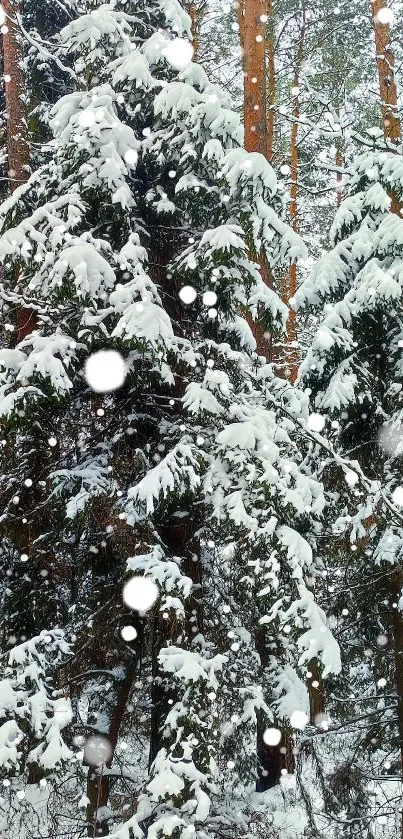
3;0;403;837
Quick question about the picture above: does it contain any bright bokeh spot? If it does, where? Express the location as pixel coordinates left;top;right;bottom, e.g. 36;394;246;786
202;290;218;306
376;6;393;24
123;576;159;613
84;350;127;393
124;148;138;167
121;625;138;642
164;38;194;70
290;710;309;730
84;735;112;766
345;470;358;486
179;285;197;304
263;727;282;746
307;413;325;432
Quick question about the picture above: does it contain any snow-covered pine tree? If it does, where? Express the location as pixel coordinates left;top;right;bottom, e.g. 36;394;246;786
295;147;403;834
0;0;339;835
0;629;72;838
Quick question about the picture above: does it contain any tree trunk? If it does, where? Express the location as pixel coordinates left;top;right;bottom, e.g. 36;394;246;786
389;567;403;839
239;0;273;359
186;1;205;61
86;665;137;837
371;0;400;146
86;768;110;838
370;7;403;826
2;0;36;341
266;0;275;162
243;0;266;156
371;0;402;217
2;0;29;189
284;9;306;383
307;658;325;724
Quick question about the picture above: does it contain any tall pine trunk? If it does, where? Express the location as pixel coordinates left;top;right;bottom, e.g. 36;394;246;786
2;0;29;189
239;1;294;786
242;0;267;156
86;665;137;836
371;0;400;146
370;3;403;833
238;0;274;359
186;1;204;61
266;0;275;162
284;8;305;383
2;0;35;339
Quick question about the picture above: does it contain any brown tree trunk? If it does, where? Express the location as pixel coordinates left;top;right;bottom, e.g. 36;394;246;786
2;0;29;189
86;665;137;836
186;1;205;61
2;0;36;341
266;0;275;162
255;625;282;790
371;0;402;217
239;0;273;359
371;9;402;830
389;567;403;839
237;0;245;48
284;9;306;383
243;0;267;156
371;0;400;146
307;659;325;724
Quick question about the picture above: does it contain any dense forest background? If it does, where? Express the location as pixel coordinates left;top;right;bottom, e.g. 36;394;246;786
0;0;402;837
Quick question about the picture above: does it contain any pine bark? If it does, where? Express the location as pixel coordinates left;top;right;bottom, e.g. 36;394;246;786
186;1;205;61
307;659;325;724
389;567;403;839
371;0;400;146
2;0;36;340
2;0;29;189
371;0;402;217
284;9;305;383
86;667;137;837
242;0;267;156
371;6;403;831
266;0;275;162
239;0;274;359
